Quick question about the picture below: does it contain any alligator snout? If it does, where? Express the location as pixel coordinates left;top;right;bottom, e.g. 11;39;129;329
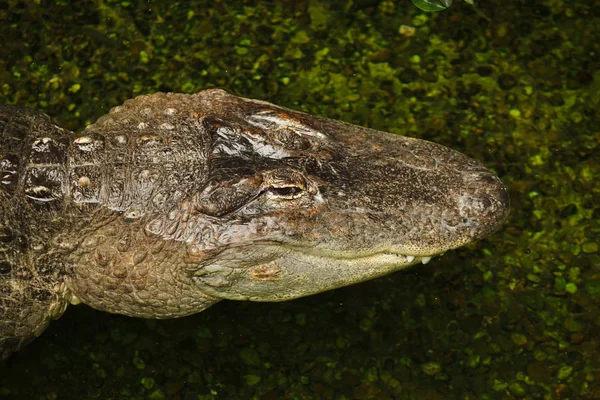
459;170;510;239
310;123;510;258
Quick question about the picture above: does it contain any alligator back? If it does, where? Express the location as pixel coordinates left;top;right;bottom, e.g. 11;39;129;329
0;95;216;358
0;105;73;358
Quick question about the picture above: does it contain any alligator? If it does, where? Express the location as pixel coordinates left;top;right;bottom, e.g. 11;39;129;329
0;89;509;359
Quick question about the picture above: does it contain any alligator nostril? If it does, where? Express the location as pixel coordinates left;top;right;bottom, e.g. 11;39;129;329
458;170;510;238
472;172;509;211
478;195;493;210
476;173;497;185
477;174;510;232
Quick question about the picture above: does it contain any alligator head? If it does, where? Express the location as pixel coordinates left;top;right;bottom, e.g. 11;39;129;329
85;89;508;304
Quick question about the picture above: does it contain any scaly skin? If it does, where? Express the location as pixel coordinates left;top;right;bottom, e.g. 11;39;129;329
0;89;509;359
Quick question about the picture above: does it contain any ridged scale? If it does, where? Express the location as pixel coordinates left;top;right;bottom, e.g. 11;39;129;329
0;95;212;358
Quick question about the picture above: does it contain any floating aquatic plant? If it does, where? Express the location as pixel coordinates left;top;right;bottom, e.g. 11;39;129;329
411;0;474;12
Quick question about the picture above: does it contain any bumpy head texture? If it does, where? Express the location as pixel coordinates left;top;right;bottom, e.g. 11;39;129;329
0;89;508;359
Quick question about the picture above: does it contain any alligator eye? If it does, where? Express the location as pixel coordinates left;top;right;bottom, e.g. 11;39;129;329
267;185;304;199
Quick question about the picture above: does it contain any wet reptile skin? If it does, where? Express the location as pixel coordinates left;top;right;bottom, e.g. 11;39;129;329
0;89;509;358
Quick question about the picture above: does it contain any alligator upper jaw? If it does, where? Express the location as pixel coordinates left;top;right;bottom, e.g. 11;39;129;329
300;131;510;257
199;89;509;257
281;245;441;266
348;252;437;265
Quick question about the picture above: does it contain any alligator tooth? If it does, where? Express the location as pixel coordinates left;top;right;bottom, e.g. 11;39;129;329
74;136;93;144
421;256;432;264
407;255;415;262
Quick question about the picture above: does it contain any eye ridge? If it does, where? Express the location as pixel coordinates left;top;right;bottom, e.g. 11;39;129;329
274;128;311;150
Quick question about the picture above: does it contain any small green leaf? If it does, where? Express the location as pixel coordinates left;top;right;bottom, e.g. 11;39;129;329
411;0;453;12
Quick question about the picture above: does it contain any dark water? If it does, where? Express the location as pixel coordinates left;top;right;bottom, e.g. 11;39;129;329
1;0;599;399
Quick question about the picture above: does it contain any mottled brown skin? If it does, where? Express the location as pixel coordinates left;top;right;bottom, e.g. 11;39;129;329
0;89;509;359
